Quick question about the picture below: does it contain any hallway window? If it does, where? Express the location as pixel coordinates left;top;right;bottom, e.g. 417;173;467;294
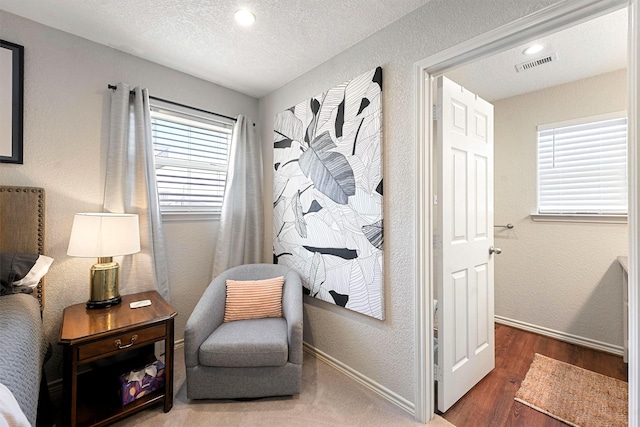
537;112;628;216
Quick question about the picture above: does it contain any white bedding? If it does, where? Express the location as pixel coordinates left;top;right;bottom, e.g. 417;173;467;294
0;383;29;427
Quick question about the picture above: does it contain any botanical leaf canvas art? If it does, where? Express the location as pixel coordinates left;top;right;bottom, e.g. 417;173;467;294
273;67;384;319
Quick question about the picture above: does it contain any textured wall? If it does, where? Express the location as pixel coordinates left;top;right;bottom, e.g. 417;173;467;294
0;0;577;406
494;69;628;347
0;11;258;382
259;0;561;404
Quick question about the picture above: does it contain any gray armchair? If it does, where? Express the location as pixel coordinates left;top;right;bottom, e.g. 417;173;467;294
184;263;303;399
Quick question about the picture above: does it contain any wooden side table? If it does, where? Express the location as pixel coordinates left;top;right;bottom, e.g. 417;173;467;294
58;291;177;427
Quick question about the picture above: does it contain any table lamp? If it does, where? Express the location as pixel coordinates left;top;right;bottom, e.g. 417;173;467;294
67;213;140;309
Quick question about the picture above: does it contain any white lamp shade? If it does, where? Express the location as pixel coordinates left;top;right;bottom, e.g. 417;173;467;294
67;213;141;257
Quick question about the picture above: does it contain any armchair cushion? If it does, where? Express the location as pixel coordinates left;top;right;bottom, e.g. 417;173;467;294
199;318;288;368
224;276;284;322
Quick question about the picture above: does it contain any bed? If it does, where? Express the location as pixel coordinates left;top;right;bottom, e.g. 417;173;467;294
0;186;50;426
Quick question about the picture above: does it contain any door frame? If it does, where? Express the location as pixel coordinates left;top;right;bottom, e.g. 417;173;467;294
413;0;639;423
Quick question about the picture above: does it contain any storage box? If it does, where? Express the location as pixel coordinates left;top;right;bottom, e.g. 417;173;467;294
119;359;165;405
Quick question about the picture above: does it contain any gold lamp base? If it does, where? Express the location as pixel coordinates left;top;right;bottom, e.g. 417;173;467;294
87;257;122;309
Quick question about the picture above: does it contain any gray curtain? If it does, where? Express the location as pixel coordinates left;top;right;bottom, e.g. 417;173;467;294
104;83;170;300
212;115;264;277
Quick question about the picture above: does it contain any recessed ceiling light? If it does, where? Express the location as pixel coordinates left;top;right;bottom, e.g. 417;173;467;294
235;9;255;26
523;44;545;55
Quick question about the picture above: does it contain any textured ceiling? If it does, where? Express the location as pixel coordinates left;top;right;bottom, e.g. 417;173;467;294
0;0;432;98
446;7;627;101
0;1;627;100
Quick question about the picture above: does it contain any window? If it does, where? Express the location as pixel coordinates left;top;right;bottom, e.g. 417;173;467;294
150;103;233;217
536;112;628;217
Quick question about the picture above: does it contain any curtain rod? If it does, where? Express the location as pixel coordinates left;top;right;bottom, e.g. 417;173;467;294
107;84;245;124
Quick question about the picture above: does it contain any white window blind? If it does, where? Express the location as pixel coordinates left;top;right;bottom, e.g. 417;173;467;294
150;106;233;215
537;113;627;215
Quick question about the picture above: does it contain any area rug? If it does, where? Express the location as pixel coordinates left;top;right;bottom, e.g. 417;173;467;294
514;353;627;426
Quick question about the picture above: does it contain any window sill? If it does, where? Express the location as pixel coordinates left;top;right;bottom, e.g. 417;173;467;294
530;213;627;224
161;212;220;222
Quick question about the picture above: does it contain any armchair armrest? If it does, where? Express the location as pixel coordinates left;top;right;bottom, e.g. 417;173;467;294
282;269;303;365
184;277;226;368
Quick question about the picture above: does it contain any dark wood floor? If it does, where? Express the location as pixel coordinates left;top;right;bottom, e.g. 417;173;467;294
440;323;628;427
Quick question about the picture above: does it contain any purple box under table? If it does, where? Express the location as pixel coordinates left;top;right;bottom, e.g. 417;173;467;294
119;360;165;405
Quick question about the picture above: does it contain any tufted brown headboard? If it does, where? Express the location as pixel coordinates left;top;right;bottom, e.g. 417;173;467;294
0;186;46;310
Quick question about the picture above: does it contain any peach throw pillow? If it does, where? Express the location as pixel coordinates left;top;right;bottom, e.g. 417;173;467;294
224;276;285;322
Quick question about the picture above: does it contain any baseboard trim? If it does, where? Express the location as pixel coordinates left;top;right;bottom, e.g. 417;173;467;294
495;315;625;356
48;377;62;395
302;342;415;416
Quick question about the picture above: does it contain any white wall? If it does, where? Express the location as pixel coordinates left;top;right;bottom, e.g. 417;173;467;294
494;69;628;348
0;11;258;382
259;0;562;405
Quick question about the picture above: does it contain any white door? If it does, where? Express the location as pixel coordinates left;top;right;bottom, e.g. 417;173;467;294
435;76;495;413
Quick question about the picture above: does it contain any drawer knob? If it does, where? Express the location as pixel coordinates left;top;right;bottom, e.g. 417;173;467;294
114;334;138;350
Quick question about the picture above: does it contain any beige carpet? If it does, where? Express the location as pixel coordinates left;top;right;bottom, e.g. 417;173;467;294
514;353;627;427
102;349;455;427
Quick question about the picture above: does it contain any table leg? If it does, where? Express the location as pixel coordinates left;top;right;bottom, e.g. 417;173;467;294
62;345;77;427
164;318;175;412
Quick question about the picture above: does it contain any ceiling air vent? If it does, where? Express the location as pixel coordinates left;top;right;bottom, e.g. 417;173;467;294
515;53;559;72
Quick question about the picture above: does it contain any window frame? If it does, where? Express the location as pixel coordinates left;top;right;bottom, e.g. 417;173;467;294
150;100;234;221
534;111;628;223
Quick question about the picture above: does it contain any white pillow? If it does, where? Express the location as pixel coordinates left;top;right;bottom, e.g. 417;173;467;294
12;255;54;288
0;383;30;427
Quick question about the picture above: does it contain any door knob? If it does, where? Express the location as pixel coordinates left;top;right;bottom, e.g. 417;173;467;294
489;246;502;255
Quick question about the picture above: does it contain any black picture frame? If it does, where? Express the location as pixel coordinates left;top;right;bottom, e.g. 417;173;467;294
0;40;24;164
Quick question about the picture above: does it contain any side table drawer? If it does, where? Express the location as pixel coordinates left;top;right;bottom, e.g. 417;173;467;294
78;324;166;361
